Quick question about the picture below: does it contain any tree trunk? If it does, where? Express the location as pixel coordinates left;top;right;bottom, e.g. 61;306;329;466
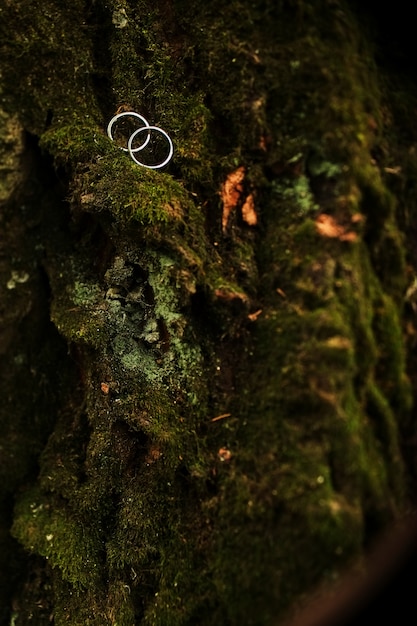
0;1;416;624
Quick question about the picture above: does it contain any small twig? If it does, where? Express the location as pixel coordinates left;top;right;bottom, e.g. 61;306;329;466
211;413;231;422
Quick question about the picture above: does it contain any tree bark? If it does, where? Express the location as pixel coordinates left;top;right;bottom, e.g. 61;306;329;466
1;1;416;624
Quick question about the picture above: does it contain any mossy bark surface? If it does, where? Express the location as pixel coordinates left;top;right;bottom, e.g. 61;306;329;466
1;1;416;624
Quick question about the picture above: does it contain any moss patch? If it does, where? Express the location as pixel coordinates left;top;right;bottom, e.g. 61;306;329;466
1;0;416;624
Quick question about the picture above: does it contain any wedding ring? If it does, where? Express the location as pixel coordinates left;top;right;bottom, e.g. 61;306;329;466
107;111;150;152
107;111;174;169
128;125;174;170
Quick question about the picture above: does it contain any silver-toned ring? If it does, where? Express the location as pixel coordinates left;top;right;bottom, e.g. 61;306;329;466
128;125;174;169
107;111;150;152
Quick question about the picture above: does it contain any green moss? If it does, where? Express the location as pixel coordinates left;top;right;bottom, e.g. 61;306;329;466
87;157;192;224
0;0;99;133
12;487;102;588
50;577;136;626
365;382;405;493
40;121;108;166
0;106;24;200
2;0;415;624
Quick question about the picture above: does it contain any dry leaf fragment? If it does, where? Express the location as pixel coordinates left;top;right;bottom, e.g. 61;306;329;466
214;288;249;304
315;213;358;242
101;382;110;394
248;309;262;321
315;213;343;238
221;166;258;230
145;445;163;465
384;166;401;175
241;193;258;226
339;231;358;242
218;447;232;462
259;135;268;151
221;166;245;231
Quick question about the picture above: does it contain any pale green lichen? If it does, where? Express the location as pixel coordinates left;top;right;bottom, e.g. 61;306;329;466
272;175;319;214
72;281;102;307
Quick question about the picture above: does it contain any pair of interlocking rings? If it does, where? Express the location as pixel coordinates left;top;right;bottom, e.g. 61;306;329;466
107;111;173;169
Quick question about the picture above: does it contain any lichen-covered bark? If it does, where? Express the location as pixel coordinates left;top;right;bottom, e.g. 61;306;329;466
0;1;416;624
